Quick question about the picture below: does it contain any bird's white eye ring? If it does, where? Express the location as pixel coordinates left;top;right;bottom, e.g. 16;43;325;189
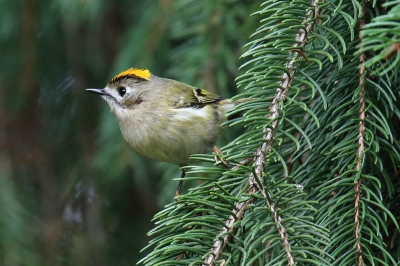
118;86;126;97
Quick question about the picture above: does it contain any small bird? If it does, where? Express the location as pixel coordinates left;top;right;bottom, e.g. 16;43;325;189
87;68;240;196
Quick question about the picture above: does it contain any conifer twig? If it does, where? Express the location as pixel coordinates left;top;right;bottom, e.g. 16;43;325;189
355;2;366;265
203;1;322;265
252;1;322;264
203;186;256;265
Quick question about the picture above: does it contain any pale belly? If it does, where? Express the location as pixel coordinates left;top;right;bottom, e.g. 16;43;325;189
117;107;223;165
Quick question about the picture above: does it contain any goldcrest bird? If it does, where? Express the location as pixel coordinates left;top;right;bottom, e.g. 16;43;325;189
87;68;241;195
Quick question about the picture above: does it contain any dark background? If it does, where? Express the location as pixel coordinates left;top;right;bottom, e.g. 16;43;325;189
0;0;258;265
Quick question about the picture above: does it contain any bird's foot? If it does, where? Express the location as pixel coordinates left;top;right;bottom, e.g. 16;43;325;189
213;146;229;167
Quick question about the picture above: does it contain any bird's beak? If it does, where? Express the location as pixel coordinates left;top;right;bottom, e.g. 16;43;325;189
86;88;109;96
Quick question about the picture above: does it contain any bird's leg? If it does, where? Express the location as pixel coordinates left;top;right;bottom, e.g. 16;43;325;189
213;146;229;167
175;164;186;197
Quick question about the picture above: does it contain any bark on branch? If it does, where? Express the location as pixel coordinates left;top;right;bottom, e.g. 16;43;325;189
203;1;322;265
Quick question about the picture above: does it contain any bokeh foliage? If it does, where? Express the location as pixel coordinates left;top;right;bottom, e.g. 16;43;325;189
0;0;255;265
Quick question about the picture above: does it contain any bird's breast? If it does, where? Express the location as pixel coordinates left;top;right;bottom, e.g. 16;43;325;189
114;106;224;164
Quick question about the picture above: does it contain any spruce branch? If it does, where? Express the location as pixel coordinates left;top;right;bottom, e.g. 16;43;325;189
126;0;400;265
355;2;366;265
205;1;323;265
203;158;254;265
256;1;322;264
203;181;256;265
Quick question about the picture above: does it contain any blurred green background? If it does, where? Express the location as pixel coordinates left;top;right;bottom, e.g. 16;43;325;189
0;0;257;265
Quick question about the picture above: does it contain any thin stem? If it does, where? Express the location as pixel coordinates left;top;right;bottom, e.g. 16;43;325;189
203;1;323;265
203;185;256;265
354;2;366;265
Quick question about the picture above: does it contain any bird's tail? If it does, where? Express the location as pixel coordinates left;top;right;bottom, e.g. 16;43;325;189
218;98;249;120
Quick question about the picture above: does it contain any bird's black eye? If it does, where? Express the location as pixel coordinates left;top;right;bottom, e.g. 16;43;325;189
118;86;126;97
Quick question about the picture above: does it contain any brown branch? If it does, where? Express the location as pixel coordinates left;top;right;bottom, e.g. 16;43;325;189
203;186;257;265
254;1;322;264
355;2;366;266
203;1;322;265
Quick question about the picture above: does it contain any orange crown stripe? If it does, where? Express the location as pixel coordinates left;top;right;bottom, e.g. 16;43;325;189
109;68;151;83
